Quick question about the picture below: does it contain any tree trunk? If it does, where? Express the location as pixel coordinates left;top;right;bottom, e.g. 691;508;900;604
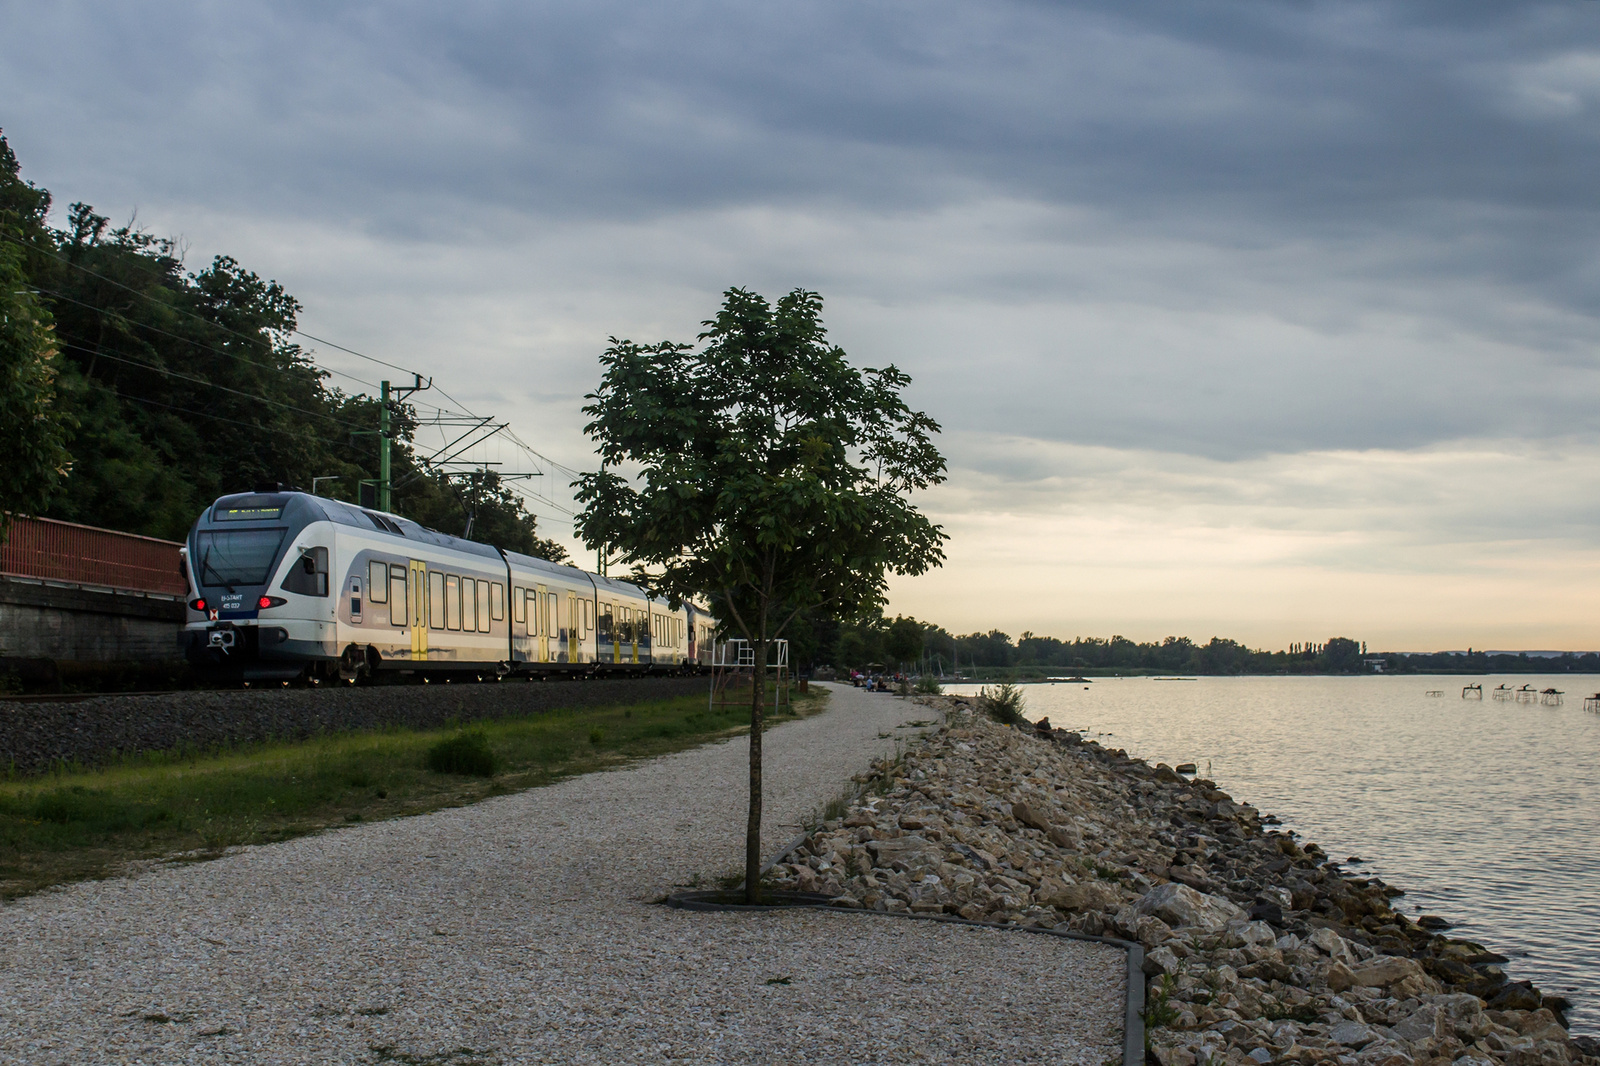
745;634;767;903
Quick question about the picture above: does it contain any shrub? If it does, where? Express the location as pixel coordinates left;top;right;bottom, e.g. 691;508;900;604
914;675;943;695
588;727;605;746
424;730;498;777
978;682;1027;726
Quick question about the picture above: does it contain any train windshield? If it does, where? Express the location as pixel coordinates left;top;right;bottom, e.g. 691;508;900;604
196;529;286;588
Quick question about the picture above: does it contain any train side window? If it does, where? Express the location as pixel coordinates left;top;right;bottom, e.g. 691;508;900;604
547;592;559;635
428;571;445;630
282;546;329;596
369;561;387;603
583;599;593;633
445;575;460;630
513;586;525;624
475;580;489;632
598;604;612;640
389;565;407;626
491;582;504;622
464;579;477;633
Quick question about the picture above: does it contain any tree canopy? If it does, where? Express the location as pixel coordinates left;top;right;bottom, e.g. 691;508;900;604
0;131;565;560
575;286;947;898
576;287;946;631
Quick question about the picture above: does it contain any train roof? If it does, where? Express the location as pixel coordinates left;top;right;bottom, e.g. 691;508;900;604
203;491;498;563
501;549;599;585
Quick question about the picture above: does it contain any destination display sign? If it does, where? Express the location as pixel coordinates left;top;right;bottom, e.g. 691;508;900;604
214;506;282;522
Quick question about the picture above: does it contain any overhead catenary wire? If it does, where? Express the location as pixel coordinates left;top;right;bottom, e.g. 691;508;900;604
32;283;389;395
7;228;589;526
57;341;369;431
89;381;359;451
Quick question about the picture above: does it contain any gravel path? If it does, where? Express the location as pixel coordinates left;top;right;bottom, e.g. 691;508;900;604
0;683;1125;1065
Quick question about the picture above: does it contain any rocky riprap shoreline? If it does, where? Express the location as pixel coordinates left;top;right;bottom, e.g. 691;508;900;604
0;676;707;774
767;695;1597;1066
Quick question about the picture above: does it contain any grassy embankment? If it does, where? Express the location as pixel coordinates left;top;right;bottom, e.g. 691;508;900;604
0;685;827;900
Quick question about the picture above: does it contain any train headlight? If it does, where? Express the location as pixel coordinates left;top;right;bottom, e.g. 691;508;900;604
258;595;287;609
190;597;207;611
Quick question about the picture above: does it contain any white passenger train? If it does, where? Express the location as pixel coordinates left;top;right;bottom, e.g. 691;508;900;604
180;490;717;682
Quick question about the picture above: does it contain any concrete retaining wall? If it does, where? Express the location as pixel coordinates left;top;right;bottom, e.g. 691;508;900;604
0;576;184;664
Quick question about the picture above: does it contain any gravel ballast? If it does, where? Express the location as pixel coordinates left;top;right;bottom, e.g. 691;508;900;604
0;683;1126;1065
0;676;709;774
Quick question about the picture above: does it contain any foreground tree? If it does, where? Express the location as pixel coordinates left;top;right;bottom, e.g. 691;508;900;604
576;287;947;901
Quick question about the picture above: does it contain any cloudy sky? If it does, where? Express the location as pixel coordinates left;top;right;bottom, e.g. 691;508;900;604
5;0;1600;650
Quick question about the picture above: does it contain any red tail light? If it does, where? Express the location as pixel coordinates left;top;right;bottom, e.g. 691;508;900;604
258;595;287;609
190;598;207;611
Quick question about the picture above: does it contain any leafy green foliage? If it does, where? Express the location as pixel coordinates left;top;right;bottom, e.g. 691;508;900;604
884;615;924;668
0;132;564;557
424;730;498;777
978;682;1027;726
575;287;947;636
574;287;947;899
0;133;71;528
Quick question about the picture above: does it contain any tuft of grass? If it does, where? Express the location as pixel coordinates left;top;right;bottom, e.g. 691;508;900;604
1143;975;1181;1045
0;686;831;900
978;682;1027;726
425;731;498;777
587;727;605;746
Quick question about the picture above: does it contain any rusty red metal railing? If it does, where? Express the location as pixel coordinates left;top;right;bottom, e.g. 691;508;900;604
1;515;185;596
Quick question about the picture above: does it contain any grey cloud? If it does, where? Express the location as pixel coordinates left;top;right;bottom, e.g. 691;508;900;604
4;0;1600;463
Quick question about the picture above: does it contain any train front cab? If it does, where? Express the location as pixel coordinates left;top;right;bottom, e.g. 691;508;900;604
183;492;339;681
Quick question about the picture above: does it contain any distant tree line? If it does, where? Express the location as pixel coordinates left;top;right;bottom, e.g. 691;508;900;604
0;132;564;559
785;612;1598;675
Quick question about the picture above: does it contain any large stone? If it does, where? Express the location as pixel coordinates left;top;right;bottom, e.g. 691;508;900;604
866;836;940;867
1144;946;1181;976
1136;882;1248;932
1137;915;1175;947
1011;801;1053;834
1042;880;1122;912
1355;1042;1414;1066
1326;961;1359;992
1347;955;1427;989
1488;982;1542;1012
1330;1020;1380;1049
1390;1005;1448;1043
1224;919;1277;948
1308;926;1359;966
1047;825;1081;850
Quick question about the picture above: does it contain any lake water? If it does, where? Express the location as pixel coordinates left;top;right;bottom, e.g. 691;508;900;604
945;675;1599;1033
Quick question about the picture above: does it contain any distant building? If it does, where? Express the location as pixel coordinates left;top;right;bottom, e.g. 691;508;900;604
1364;658;1387;673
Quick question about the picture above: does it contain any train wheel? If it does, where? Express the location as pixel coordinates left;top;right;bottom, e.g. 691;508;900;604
339;644;369;685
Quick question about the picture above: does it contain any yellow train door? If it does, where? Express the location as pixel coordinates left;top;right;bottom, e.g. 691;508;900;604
536;583;549;663
408;560;428;660
567;592;577;662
